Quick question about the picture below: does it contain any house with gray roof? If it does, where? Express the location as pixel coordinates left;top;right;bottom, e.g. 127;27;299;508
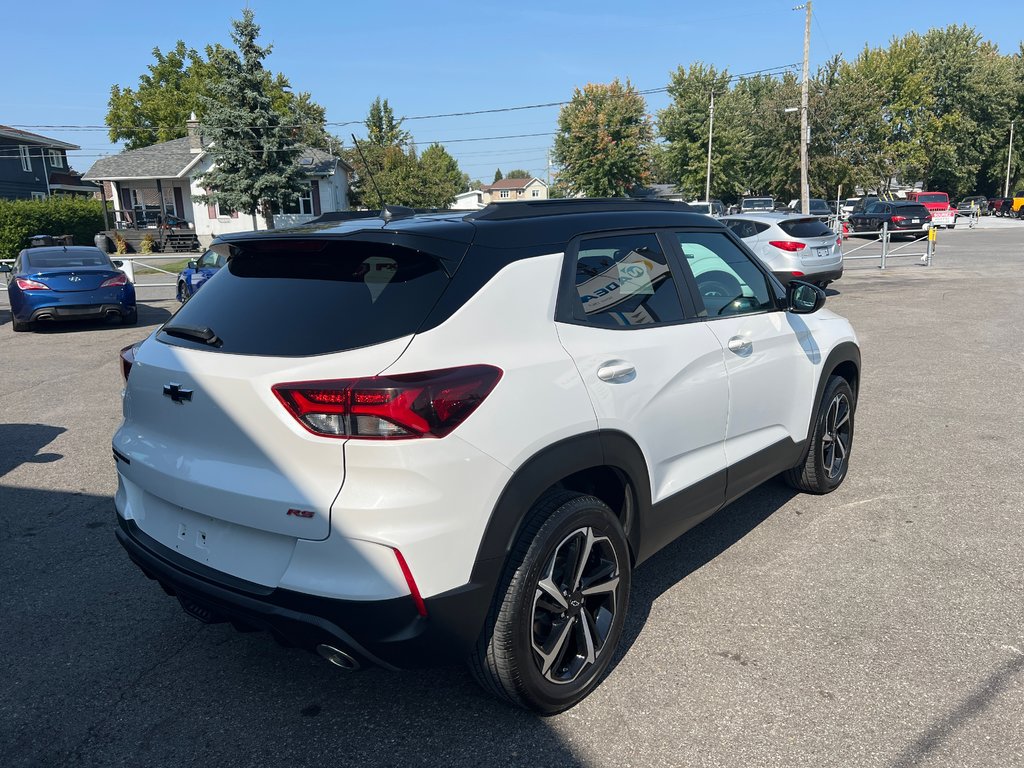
83;116;353;248
1;125;98;200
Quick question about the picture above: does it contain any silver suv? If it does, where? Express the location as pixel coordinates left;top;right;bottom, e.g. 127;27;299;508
721;212;844;288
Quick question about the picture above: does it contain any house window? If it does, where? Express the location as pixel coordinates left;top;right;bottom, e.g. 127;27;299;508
31;191;46;200
281;183;313;215
47;149;64;168
499;190;509;199
531;189;540;198
19;146;31;172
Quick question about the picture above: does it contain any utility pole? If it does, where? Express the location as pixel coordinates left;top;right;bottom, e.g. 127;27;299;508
705;89;715;204
1005;120;1015;198
546;150;552;187
796;2;811;214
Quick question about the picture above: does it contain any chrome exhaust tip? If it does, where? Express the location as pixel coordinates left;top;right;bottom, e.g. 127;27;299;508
316;644;361;670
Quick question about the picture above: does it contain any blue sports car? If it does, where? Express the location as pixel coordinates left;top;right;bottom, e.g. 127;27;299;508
2;246;137;332
176;248;226;303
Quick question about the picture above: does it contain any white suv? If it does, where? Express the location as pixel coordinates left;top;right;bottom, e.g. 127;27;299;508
114;199;860;713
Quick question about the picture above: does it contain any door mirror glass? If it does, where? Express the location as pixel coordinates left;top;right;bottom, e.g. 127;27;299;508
187;260;199;271
787;280;825;314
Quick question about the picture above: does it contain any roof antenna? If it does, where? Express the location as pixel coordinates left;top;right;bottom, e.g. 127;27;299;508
350;133;389;220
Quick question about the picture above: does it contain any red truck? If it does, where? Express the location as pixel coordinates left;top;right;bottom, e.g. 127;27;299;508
907;191;956;228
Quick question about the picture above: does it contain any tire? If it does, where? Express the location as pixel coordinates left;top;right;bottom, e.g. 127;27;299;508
784;375;855;494
11;316;32;332
470;491;632;714
176;281;189;304
121;307;138;325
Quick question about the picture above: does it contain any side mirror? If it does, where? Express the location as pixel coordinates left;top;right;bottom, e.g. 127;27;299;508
787;280;826;314
0;263;11;273
112;260;123;268
187;260;199;271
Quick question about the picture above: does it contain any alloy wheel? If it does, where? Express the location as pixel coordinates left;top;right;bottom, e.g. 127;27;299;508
821;392;852;480
531;526;621;685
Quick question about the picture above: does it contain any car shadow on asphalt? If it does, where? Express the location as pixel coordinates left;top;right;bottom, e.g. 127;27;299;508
613;478;798;666
0;423;66;478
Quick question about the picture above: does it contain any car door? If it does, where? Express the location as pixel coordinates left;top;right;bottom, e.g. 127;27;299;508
554;230;729;547
670;230;818;503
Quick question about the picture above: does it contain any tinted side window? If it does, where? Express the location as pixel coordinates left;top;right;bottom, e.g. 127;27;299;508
197;250;217;268
865;203;883;214
675;232;774;318
572;233;685;327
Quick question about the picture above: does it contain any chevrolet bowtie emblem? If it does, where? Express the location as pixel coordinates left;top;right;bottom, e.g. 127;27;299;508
163;383;193;403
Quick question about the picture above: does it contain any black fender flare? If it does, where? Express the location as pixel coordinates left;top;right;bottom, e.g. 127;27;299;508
806;340;861;442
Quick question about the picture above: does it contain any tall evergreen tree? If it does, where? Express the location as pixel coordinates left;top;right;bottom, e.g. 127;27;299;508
365;97;410;147
195;9;307;230
493;169;504;183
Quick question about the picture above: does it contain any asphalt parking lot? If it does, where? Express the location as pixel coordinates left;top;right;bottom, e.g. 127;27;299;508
1;226;1022;768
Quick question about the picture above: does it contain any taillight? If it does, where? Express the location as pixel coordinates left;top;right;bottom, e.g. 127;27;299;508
119;343;138;382
791;271;805;278
15;278;49;291
768;241;806;252
891;215;906;223
273;365;503;439
836;237;842;247
101;273;129;288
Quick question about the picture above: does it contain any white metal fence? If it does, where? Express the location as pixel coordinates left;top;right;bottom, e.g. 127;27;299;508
843;222;937;269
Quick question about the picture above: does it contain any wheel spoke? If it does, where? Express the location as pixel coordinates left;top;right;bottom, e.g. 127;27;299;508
570;527;596;592
537;577;568;612
579;610;597;665
834;407;850;430
835;434;848;460
582;574;619;597
537;615;576;676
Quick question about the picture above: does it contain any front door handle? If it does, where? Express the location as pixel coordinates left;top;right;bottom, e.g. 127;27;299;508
597;361;636;382
727;336;752;355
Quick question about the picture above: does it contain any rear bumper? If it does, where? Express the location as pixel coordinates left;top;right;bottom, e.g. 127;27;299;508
29;303;133;322
115;514;493;669
774;266;843;285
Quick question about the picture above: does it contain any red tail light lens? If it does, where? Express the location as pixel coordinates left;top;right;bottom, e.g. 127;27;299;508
15;278;49;291
119;343;138;382
273;365;503;439
101;273;129;288
768;241;806;252
836;237;842;247
891;216;906;223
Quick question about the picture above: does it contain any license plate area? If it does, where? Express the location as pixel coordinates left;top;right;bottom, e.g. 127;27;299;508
815;247;830;258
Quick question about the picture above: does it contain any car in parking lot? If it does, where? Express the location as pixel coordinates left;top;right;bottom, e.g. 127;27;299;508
956;195;988;216
848;201;932;234
720;212;843;287
786;198;833;221
176;248;226;302
2;245;136;331
113;198;860;713
688;199;725;217
740;196;774;213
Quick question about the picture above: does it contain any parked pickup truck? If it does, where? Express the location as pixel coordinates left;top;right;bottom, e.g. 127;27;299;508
907;191;956;228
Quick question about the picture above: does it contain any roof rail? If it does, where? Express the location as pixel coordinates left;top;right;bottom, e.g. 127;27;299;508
310;207;453;224
466;198;695;221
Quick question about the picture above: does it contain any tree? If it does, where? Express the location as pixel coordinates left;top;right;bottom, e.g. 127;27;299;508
493;169;504;183
658;64;750;201
365;97;410;147
106;42;331;151
553;79;654;197
506;169;532;179
419;144;463;207
195;9;308;230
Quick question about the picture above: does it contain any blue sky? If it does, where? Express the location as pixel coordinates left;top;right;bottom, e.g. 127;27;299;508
3;0;1019;183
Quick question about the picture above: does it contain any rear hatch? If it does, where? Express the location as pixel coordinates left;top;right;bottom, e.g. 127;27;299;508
34;267;121;292
776;218;841;266
116;234;462;544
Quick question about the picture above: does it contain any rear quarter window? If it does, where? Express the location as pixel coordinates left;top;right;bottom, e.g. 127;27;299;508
159;238;453;357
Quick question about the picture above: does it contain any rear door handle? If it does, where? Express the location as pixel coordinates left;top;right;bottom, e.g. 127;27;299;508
727;336;752;355
597;361;636;382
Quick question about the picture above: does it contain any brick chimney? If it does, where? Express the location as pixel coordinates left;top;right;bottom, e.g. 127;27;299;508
186;112;203;154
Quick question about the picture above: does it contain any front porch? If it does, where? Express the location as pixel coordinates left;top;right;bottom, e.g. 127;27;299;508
99;227;199;254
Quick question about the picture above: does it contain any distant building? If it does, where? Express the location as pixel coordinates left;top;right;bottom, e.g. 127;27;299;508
480;177;548;204
451;189;486;210
83;116;352;248
0;125;98;200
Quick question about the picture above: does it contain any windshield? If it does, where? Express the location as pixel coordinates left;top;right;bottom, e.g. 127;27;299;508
26;250;112;269
742;199;773;210
160;238;453;356
916;193;947;204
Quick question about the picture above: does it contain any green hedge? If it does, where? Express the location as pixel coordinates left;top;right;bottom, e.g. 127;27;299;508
0;196;108;259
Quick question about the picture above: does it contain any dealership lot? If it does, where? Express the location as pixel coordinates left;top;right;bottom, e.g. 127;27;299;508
1;227;1022;768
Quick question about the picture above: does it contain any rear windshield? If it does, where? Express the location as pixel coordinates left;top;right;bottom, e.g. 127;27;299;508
26;250;112;269
778;218;834;238
915;193;947;204
742;199;773;209
898;205;930;217
159;238;452;356
808;200;831;214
